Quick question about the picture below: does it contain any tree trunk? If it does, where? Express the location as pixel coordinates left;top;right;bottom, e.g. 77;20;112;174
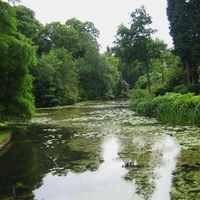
185;57;198;85
185;57;191;84
191;65;198;84
146;64;151;93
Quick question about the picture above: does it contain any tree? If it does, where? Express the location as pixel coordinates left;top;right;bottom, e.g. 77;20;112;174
13;5;43;46
113;6;165;92
65;18;100;58
65;18;100;39
32;48;79;107
104;52;122;97
167;0;200;84
38;22;81;57
0;0;37;122
66;18;120;100
76;33;120;100
6;0;20;4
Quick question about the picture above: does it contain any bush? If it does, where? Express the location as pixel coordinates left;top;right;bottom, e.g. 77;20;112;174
173;84;189;94
136;99;156;117
153;93;181;122
188;84;200;94
154;92;181;105
152;84;172;96
130;90;200;125
172;93;200;124
130;89;154;110
154;92;200;124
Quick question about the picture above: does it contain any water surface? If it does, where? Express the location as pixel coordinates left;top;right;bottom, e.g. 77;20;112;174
0;100;200;199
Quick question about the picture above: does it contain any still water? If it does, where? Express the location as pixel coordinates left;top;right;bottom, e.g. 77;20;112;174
0;100;200;200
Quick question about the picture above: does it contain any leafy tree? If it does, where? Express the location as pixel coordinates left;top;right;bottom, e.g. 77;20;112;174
113;6;165;92
14;6;42;41
104;52;122;97
5;0;20;4
38;22;81;57
32;48;79;107
167;0;200;85
65;18;100;58
76;33;120;100
13;5;43;46
66;18;120;100
0;0;37;122
66;18;100;39
134;58;164;89
76;33;104;99
151;52;185;95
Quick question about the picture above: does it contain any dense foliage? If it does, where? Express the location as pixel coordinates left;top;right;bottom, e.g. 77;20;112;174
1;1;200;123
32;48;79;107
130;89;200;125
113;6;168;93
167;0;200;85
0;1;37;122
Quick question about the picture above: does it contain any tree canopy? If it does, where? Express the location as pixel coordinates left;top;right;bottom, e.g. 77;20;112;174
167;0;200;84
0;0;37;122
13;5;43;45
32;48;79;107
113;6;166;92
1;1;198;123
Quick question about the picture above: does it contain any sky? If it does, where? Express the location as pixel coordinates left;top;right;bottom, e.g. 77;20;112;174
19;0;173;52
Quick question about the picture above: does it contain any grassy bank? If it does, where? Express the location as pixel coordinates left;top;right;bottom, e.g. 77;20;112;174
130;89;200;125
0;123;12;148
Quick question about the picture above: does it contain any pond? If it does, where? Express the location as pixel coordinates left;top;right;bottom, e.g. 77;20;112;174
0;100;200;200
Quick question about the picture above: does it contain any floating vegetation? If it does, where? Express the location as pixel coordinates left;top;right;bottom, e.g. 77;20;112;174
2;100;200;199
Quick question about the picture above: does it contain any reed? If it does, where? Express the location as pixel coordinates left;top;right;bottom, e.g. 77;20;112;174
130;91;200;125
130;89;154;110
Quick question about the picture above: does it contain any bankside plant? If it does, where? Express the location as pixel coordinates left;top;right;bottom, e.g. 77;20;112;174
173;84;189;94
130;89;154;110
154;92;200;125
136;99;156;117
172;93;200;124
153;93;181;122
130;90;200;125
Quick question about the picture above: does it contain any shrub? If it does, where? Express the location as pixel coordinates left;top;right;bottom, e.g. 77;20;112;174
152;85;171;96
173;84;189;94
153;93;181;122
130;89;154;110
136;99;156;117
188;84;200;94
130;90;200;125
154;92;200;124
172;93;200;124
154;92;181;105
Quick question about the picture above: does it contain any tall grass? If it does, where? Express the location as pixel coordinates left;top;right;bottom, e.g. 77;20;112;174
130;89;155;117
153;92;181;123
130;90;200;125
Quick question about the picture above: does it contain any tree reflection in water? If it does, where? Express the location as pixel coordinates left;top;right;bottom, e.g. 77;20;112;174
0;101;200;199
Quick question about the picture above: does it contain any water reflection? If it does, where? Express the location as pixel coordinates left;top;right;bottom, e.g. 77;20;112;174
34;137;142;200
1;100;200;199
119;130;181;199
34;133;181;200
0;139;39;199
151;135;181;200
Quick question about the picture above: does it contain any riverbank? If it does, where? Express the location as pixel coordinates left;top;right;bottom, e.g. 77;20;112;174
0;123;12;150
130;90;200;125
